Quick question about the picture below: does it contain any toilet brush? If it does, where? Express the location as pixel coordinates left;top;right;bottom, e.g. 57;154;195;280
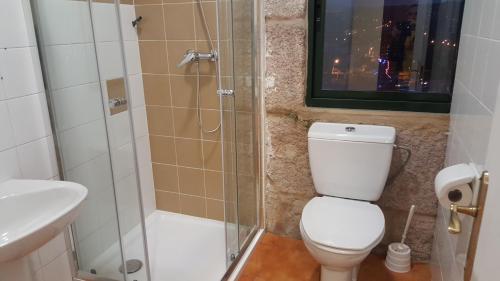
399;204;415;249
385;205;416;273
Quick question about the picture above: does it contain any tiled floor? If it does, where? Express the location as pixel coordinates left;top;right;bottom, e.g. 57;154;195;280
238;233;431;281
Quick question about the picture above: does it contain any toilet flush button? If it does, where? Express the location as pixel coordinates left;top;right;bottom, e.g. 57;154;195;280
345;126;356;132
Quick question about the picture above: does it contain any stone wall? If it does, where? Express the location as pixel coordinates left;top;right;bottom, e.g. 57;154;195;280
263;0;450;261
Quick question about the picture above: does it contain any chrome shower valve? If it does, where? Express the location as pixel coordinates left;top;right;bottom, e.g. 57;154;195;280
176;49;218;68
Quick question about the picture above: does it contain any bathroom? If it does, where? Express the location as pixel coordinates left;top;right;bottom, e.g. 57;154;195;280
0;0;499;280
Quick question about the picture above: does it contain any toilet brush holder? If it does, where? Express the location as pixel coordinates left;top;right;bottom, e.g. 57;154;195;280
386;204;415;273
385;242;411;273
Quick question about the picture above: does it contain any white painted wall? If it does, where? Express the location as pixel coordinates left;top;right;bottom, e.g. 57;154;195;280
431;0;500;280
0;1;73;280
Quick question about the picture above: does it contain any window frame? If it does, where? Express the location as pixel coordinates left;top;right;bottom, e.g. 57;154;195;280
306;0;465;113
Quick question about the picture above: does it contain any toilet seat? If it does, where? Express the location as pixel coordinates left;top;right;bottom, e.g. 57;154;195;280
301;196;385;252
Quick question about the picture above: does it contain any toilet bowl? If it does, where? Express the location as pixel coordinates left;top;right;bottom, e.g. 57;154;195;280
300;197;385;281
302;123;395;281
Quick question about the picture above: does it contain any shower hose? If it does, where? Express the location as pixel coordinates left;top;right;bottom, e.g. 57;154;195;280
196;0;221;134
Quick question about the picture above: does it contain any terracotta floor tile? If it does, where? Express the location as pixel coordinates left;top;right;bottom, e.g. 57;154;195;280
238;233;320;281
238;233;431;281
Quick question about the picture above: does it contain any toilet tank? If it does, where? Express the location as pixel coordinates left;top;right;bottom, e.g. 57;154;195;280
308;123;396;201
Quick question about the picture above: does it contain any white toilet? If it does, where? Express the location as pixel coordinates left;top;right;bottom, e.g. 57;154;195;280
300;122;396;281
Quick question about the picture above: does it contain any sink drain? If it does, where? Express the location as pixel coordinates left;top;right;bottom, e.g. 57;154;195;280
118;259;143;274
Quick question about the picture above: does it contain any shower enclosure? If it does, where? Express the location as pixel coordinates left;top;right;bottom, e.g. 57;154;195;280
30;0;262;280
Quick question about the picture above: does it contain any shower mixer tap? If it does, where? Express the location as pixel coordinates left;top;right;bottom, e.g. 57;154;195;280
176;49;217;68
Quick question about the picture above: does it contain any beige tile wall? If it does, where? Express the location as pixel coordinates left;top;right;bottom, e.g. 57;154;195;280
134;0;224;220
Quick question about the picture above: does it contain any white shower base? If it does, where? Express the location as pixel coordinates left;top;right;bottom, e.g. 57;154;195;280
147;210;227;281
89;210;227;281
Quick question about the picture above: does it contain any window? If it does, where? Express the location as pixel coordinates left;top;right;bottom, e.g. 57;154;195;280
307;0;465;113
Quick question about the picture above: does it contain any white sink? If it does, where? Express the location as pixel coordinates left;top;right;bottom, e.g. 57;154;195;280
0;180;88;263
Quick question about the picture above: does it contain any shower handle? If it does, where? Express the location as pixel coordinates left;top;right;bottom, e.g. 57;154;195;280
176;50;217;68
177;51;196;68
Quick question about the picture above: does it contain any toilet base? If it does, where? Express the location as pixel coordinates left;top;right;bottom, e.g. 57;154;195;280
320;265;359;281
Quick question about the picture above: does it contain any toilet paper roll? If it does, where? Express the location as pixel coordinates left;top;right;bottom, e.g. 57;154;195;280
436;184;473;207
435;163;476;207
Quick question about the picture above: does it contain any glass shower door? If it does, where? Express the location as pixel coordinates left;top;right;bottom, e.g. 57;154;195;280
219;0;260;268
88;2;150;280
30;1;149;280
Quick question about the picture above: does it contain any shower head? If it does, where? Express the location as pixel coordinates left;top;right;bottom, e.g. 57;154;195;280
177;50;197;68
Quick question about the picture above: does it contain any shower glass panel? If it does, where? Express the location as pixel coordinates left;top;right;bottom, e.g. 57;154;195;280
218;0;238;265
88;2;149;280
32;0;260;278
219;0;260;267
30;1;149;280
231;0;259;246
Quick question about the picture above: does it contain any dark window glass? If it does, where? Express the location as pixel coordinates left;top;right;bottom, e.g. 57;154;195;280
308;0;465;112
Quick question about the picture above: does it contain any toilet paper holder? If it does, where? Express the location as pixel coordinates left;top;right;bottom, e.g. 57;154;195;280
448;204;478;234
448;171;489;234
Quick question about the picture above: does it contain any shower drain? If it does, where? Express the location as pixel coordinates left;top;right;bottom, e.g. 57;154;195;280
118;259;143;274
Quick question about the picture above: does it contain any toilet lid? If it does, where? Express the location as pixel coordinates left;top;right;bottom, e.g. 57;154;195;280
301;197;385;251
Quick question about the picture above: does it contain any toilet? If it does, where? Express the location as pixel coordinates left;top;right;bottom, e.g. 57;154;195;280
300;122;396;281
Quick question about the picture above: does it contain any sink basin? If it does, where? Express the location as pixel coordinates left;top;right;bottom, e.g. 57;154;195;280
0;180;88;263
